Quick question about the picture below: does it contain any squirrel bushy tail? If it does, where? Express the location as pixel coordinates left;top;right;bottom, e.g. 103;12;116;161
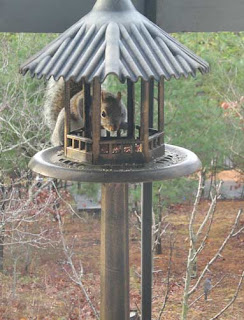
43;78;65;130
43;78;83;130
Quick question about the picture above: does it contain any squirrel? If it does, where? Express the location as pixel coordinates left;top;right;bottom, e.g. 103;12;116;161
44;78;127;146
204;277;212;301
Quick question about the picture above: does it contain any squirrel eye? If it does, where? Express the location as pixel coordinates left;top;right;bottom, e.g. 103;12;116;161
101;111;107;118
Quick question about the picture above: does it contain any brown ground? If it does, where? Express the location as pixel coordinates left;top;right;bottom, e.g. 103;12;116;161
216;170;243;183
0;199;243;320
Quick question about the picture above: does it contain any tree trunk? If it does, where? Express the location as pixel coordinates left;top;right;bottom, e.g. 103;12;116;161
24;245;31;275
0;185;5;273
155;236;162;255
182;245;194;320
0;234;4;272
154;212;162;255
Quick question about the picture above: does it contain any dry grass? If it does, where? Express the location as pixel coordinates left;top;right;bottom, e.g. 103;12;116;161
0;200;243;319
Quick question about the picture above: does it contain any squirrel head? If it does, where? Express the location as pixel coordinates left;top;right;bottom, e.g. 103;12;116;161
100;91;124;132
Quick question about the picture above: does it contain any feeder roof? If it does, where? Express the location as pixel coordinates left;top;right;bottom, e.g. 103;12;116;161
20;0;209;83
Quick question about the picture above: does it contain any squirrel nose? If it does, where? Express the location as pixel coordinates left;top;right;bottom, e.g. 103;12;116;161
109;124;118;131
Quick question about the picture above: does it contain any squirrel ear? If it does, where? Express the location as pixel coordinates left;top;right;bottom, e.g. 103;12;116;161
117;92;122;101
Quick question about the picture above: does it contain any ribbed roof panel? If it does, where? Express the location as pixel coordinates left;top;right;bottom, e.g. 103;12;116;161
20;1;209;83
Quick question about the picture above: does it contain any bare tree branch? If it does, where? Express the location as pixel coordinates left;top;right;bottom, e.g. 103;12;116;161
196;181;222;238
209;271;244;320
157;236;175;320
189;209;243;296
188;275;226;308
51;180;87;222
57;214;99;319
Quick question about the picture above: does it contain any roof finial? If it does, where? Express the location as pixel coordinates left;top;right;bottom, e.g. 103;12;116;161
92;0;135;12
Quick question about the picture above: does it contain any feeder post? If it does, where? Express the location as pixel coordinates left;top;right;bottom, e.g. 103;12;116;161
141;76;155;320
83;81;91;138
64;80;71;156
149;78;154;128
127;79;135;138
100;183;130;320
92;78;101;163
158;78;164;135
141;80;150;162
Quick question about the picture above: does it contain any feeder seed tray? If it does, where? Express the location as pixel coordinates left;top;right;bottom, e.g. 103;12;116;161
29;144;201;183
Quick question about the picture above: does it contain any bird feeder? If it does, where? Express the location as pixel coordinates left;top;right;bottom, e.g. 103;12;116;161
20;0;209;319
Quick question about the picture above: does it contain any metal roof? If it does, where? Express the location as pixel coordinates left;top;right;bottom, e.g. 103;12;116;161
20;0;209;83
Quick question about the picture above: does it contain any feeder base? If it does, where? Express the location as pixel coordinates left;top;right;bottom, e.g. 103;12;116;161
29;144;201;183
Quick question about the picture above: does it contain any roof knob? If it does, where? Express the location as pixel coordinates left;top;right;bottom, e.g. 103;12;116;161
92;0;136;12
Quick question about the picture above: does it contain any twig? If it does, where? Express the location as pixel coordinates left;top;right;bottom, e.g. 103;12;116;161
189;209;243;296
188;275;226;308
191;195;218;262
57;215;99;319
209;271;244;320
196;181;222;238
51;181;86;221
157;236;175;319
189;172;204;241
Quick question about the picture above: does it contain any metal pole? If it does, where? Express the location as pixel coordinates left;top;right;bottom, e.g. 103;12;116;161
64;81;70;156
144;0;157;25
141;79;153;318
141;182;153;320
141;4;156;318
100;183;130;320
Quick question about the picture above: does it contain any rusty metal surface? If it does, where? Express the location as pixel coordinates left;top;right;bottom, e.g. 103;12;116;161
28;144;201;183
100;183;129;320
20;0;209;83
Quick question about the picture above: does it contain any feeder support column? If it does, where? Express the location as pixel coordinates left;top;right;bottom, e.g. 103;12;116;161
83;81;91;138
158;78;164;134
92;78;101;163
100;183;130;320
141;81;150;162
127;79;135;139
64;81;70;156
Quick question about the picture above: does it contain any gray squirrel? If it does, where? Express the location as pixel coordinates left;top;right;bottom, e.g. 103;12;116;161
204;277;212;301
44;78;127;146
